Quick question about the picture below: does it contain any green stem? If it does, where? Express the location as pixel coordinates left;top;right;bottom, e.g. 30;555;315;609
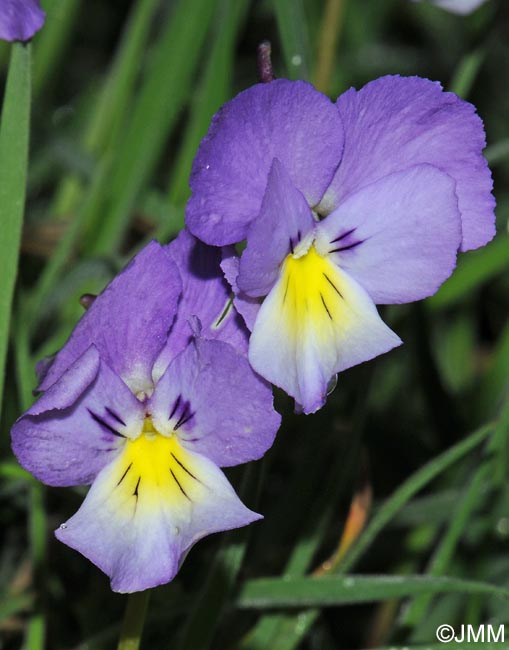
117;591;150;650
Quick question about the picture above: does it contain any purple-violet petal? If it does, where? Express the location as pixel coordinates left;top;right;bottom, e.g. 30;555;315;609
152;229;248;382
11;346;144;487
186;79;344;246
238;158;316;297
315;164;462;304
221;253;261;332
0;0;45;42
150;337;280;467
37;241;182;396
319;75;495;251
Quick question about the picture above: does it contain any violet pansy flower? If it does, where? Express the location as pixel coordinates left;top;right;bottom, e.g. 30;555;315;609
0;0;45;42
186;76;496;413
12;239;280;593
411;0;489;15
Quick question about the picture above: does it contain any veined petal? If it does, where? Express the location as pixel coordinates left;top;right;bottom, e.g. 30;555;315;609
249;247;401;413
315;165;462;304
238;158;316;297
56;432;260;593
38;241;182;395
186;79;344;245
320;75;495;251
153;229;248;382
150;338;280;467
11;347;144;487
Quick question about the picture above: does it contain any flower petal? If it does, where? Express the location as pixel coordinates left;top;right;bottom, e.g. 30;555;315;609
248;248;401;413
221;253;261;331
186;79;344;245
0;0;45;42
55;438;260;593
11;347;144;487
315;165;462;304
150;338;280;467
152;229;248;382
38;241;182;395
238;158;316;297
320;75;495;251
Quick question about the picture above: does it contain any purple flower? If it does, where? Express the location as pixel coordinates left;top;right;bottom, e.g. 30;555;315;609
411;0;489;15
186;76;495;413
0;0;45;42
12;238;280;593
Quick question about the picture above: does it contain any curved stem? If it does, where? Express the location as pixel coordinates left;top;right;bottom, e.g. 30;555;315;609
117;590;150;650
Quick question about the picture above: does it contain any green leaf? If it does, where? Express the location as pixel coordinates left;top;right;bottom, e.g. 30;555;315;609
0;592;33;622
339;423;494;574
272;0;312;80
428;236;509;310
167;0;249;206
89;0;216;254
0;43;31;418
237;574;509;609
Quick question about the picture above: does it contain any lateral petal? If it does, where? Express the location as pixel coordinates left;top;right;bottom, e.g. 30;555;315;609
320;75;495;251
238;158;316;297
315;165;462;304
11;347;144;487
150;338;280;467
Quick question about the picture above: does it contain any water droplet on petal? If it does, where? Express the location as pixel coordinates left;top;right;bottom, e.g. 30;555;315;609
174;527;180;536
60;523;67;530
327;374;338;396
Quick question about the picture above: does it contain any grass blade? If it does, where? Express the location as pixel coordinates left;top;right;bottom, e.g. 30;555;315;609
0;43;31;418
237;575;509;609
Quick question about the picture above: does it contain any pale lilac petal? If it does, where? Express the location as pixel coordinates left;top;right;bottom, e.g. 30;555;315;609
150;338;280;467
56;440;260;593
238;159;316;297
152;229;248;382
38;241;182;395
248;249;401;413
221;254;261;332
315;165;462;304
412;0;488;15
11;347;144;487
186;79;344;245
0;0;45;42
320;75;495;251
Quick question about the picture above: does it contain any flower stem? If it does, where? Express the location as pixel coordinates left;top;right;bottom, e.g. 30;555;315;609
117;590;150;650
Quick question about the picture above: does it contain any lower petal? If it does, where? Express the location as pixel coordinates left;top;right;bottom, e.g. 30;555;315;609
55;433;260;593
248;248;401;413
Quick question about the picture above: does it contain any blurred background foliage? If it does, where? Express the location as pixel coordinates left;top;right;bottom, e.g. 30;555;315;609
0;0;508;648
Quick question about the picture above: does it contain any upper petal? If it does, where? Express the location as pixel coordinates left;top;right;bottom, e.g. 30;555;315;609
38;241;182;395
248;248;401;413
11;346;144;487
152;229;248;382
320;75;495;251
315;165;462;304
0;0;45;42
150;338;280;467
55;437;260;593
186;79;344;245
238;158;316;297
